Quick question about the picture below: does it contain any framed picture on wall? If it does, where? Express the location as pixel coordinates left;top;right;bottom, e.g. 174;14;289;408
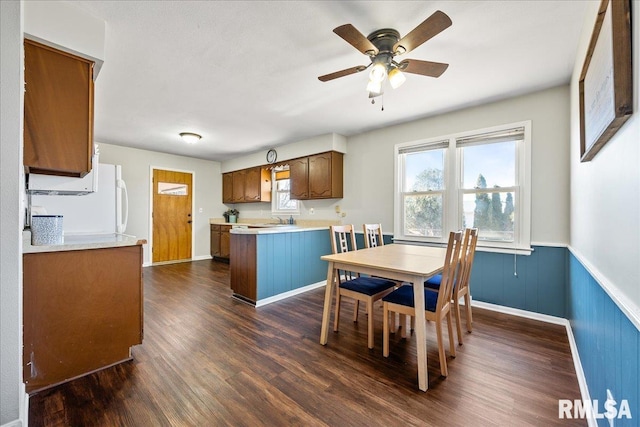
579;0;632;162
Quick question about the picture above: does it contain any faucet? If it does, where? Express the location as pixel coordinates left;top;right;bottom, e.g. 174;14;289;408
272;216;283;224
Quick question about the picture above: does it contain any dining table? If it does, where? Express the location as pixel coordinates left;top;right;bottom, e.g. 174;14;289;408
319;243;447;391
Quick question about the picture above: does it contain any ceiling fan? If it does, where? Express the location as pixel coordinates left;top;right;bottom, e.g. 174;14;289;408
318;10;452;97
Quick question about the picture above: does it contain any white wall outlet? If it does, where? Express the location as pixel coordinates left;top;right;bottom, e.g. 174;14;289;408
198;207;203;213
309;208;314;215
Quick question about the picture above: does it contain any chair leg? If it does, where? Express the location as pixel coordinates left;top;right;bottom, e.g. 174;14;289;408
454;297;463;345
367;299;374;349
399;314;408;339
435;317;448;377
383;304;390;357
447;310;456;357
333;289;341;332
390;310;396;333
464;293;473;332
353;300;359;323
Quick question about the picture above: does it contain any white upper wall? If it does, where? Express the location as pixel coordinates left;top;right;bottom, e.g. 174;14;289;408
569;1;640;324
221;133;347;173
344;85;571;245
97;143;224;265
24;0;106;77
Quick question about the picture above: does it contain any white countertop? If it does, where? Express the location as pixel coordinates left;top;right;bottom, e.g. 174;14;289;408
23;230;146;254
229;225;328;235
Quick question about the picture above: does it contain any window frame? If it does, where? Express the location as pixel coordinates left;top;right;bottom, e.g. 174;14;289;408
270;169;299;216
394;120;532;254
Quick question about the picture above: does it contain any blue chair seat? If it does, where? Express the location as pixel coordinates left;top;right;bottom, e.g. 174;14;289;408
340;276;395;296
382;285;438;312
424;274;442;290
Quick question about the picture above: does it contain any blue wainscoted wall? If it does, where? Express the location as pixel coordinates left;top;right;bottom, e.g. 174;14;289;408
255;229;331;301
568;253;639;426
466;245;568;318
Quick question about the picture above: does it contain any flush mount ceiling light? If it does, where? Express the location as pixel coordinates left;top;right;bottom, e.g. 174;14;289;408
318;11;452;100
179;132;201;144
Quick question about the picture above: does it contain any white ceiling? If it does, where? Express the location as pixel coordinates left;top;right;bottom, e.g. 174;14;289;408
72;1;590;162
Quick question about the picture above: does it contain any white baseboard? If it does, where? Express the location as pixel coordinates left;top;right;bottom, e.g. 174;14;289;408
469;298;595;426
255;281;326;307
469;299;567;325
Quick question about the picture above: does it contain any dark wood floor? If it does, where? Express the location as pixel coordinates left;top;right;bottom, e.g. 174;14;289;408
29;260;584;426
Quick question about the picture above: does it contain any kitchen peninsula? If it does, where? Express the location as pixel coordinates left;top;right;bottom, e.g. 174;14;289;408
22;231;145;394
228;225;332;306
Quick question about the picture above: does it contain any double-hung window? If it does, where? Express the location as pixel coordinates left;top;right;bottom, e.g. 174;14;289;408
395;121;531;253
271;167;299;215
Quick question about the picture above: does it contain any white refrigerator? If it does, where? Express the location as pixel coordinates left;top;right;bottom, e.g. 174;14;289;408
30;163;128;236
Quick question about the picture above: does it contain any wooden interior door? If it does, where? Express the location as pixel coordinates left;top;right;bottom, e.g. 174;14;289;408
152;169;192;263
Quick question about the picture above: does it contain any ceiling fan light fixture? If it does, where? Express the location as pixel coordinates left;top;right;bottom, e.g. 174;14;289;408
369;62;387;83
388;67;406;89
179;132;202;144
366;79;383;95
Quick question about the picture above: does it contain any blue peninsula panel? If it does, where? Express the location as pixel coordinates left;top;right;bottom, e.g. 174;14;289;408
255;229;331;301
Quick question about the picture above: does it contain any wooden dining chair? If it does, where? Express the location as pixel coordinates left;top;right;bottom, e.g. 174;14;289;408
330;225;396;349
363;223;385;248
382;230;463;377
425;228;478;345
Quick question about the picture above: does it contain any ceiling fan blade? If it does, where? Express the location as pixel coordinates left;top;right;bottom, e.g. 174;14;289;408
399;59;449;78
393;10;452;55
318;65;367;82
333;24;379;56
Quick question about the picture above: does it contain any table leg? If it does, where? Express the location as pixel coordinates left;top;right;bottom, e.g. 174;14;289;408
320;262;336;345
412;275;428;391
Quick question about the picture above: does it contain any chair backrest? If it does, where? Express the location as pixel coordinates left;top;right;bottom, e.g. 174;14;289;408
330;225;357;255
329;225;358;283
435;230;463;312
456;228;478;295
363;224;384;248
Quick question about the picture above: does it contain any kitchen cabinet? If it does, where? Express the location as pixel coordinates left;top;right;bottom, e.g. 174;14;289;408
290;151;343;200
23;244;143;394
289;157;309;200
230;233;257;302
211;224;232;261
24;39;95;177
244;167;271;202
222;167;271;203
222;173;233;203
232;170;246;203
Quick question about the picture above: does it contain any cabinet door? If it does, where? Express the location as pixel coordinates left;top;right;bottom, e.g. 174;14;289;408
24;40;94;177
244;167;261;201
309;152;343;199
232;170;246;203
23;245;143;393
289;157;309;200
222;173;233;203
210;225;221;257
309;153;332;198
220;228;231;258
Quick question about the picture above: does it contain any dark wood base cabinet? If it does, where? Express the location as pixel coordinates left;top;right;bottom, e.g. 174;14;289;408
230;233;257;303
23;245;143;394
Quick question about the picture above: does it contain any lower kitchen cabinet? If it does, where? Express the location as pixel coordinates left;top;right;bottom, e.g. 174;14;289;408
23;244;143;394
210;224;232;261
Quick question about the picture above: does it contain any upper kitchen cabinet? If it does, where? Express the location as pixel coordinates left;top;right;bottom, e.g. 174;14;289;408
223;167;271;204
290;151;343;200
289;157;309;200
244;167;271;202
24;39;94;177
222;173;234;203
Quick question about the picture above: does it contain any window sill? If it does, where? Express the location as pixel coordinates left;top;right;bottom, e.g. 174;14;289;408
392;238;533;255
